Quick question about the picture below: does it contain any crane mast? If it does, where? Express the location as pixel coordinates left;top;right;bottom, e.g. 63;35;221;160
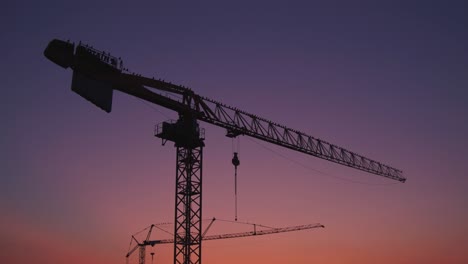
44;39;405;264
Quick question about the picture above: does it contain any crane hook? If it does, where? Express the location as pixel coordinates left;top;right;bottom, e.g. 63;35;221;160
232;152;240;221
232;152;240;167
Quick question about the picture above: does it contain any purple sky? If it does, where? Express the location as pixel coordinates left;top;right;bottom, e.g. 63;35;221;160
1;1;468;264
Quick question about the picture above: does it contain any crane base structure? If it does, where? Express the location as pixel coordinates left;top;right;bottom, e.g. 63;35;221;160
156;118;205;264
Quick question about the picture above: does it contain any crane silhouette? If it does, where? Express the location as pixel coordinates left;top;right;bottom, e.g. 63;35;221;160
126;220;324;264
44;39;405;264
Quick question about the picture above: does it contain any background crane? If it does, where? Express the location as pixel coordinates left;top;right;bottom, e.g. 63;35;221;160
127;221;324;264
44;39;405;264
129;224;156;264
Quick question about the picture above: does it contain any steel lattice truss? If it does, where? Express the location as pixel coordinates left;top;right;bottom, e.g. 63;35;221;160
174;147;203;264
140;223;325;246
192;96;404;182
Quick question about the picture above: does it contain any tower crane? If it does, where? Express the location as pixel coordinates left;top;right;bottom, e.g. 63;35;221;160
128;218;217;264
44;39;406;264
129;224;156;264
127;222;325;264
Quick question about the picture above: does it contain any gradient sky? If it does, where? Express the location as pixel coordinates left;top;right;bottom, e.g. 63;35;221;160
1;1;468;264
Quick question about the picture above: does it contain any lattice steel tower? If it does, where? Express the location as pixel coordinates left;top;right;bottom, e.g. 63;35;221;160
155;116;205;264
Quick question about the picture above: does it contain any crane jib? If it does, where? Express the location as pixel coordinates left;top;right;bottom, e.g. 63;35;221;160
44;38;405;183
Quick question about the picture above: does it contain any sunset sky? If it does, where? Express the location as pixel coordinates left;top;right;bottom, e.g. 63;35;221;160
1;1;467;264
